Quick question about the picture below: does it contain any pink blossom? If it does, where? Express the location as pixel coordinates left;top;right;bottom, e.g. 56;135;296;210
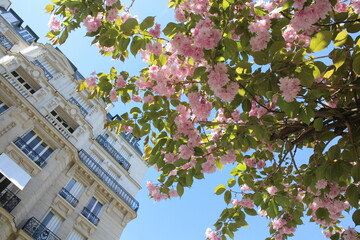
143;95;155;103
335;1;348;12
115;76;126;88
175;8;187;22
293;0;306;9
83;15;102;32
267;186;279;195
106;8;119;22
149;23;161;38
241;184;253;192
342;227;358;240
146;42;163;56
351;0;360;13
105;0;118;6
274;234;283;240
278;77;301;102
239;198;255;209
205;228;221;240
322;230;333;238
169;189;179;198
220;149;236;165
132;94;142;102
136;77;153;89
249;31;271;52
193;27;222;50
256;159;266;169
188;92;212;121
315;179;327;190
179;144;194;159
109;89;118;102
85;76;97;87
258;209;268;217
201;155;216;174
164;152;178;164
123;125;133;133
272;218;287;230
48;15;61;32
244;158;256;168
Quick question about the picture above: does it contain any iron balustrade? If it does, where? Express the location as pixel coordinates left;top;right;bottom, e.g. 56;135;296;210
22;217;61;240
120;132;143;155
59;188;78;208
78;150;139;211
81;207;100;226
14;138;47;168
68;97;88;117
0;32;14;50
96;135;131;171
32;60;53;80
0;188;21;213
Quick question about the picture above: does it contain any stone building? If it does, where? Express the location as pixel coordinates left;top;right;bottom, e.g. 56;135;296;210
0;1;147;239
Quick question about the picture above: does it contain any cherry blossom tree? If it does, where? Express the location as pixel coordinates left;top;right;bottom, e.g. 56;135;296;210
46;0;360;239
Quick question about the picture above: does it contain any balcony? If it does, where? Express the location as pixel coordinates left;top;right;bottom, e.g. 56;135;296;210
0;31;13;50
22;217;60;240
120;132;143;155
0;188;21;213
32;60;53;80
96;135;131;171
81;207;100;226
68;97;88;117
78;150;139;212
59;188;78;208
45;113;73;139
13;138;47;168
2;72;32;98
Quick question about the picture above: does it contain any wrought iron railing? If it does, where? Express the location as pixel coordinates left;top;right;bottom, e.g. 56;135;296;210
0;188;21;213
78;150;139;211
32;60;53;80
68;97;88;117
0;32;14;50
59;188;78;207
22;217;61;240
96;135;131;171
13;138;47;168
120;132;143;155
81;207;100;226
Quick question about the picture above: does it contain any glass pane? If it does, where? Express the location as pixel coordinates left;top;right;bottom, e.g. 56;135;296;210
86;197;96;210
92;202;103;216
65;179;76;191
22;131;35;143
41;211;54;227
28;136;41;149
34;142;46;155
41;148;53;160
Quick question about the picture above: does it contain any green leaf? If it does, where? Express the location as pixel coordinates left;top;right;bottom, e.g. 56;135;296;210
118;37;130;52
228;178;236;188
121;18;138;35
215;184;227;195
316;208;329;220
353;54;360;76
334;30;348;47
140;16;155;30
45;4;54;13
59;30;68;44
313;118;323;131
352;209;360;226
177;183;184;197
351;164;360;182
244;208;257;216
130;36;145;56
309;31;332;52
224;190;232;204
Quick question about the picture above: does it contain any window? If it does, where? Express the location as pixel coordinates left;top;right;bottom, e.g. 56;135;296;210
59;178;84;207
0;99;9;114
50;110;75;133
0;172;19;194
32;211;63;239
11;71;37;94
81;197;103;226
14;130;54;167
86;197;103;217
66;230;86;240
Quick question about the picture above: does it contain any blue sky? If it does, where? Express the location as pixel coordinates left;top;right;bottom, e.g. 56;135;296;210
8;1;357;240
